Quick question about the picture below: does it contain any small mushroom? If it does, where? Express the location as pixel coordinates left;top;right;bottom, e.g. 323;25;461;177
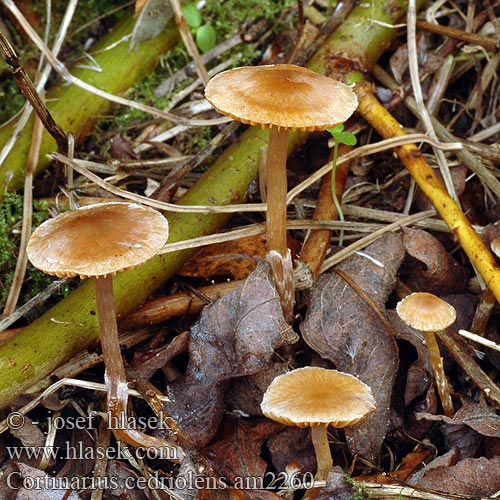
396;291;457;416
205;65;357;318
27;202;181;459
261;366;375;499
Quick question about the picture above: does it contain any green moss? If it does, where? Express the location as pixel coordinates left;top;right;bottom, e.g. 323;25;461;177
0;193;73;312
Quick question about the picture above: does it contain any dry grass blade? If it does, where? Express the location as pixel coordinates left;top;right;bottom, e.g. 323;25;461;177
2;116;43;317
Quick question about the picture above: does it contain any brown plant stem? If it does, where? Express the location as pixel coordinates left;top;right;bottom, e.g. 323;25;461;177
422;330;454;417
266;127;290;257
300;144;352;281
416;20;499;53
437;330;500;407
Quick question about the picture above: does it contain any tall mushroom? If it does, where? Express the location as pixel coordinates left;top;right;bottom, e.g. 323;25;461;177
261;366;375;499
396;291;457;416
205;65;358;318
27;202;181;459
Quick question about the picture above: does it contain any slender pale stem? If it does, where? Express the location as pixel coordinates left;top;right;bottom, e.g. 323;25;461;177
423;330;454;417
94;276;183;461
304;424;333;500
265;126;289;257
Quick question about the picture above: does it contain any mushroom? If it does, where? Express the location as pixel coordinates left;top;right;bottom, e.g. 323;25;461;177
27;202;181;459
396;292;457;416
261;366;375;498
205;64;357;258
205;65;358;317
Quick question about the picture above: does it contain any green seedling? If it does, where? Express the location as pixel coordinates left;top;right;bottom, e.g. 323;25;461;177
326;124;357;246
182;3;216;53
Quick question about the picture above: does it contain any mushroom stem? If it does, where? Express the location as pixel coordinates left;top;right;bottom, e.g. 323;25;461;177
265;126;289;258
423;330;454;416
94;276;183;461
310;424;333;479
304;424;333;500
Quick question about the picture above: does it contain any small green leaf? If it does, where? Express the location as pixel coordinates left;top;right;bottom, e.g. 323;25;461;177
327;124;357;146
336;131;357;146
196;24;216;53
327;124;344;136
182;3;202;29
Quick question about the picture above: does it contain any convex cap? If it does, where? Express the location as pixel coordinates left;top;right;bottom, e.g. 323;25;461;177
204;64;358;131
27;202;169;279
261;366;376;428
396;292;456;332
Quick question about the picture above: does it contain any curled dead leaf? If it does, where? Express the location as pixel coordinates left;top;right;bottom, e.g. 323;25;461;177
300;233;405;460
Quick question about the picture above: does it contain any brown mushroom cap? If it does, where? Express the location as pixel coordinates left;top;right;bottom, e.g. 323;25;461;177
204;64;358;131
27;202;169;279
261;366;376;428
491;237;500;259
396;292;457;332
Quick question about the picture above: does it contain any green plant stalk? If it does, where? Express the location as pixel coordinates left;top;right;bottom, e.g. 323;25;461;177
0;14;179;200
0;0;415;407
330;140;345;245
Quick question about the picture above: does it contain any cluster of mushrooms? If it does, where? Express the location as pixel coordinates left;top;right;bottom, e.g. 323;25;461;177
24;63;461;495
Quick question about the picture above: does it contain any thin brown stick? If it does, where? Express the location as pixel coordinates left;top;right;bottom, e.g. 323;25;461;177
436;330;500;407
0;32;67;149
416;20;499;53
2;115;43;317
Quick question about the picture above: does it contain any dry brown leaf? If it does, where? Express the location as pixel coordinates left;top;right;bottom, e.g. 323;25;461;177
409;451;500;496
164;261;293;447
225;364;289;417
417;398;500;437
178;235;268;280
204;416;280;482
266;427;317;476
300;233;405;460
10;463;81;499
402;227;468;294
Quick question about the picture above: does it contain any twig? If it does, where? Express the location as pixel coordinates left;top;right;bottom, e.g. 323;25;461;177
286;133;462;205
371;64;500;199
0;279;70;333
354;79;500;302
0;32;67;149
169;0;209;85
0;0;77;167
437;330;500;407
0;377;171;436
416;19;499;52
457;329;500;353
